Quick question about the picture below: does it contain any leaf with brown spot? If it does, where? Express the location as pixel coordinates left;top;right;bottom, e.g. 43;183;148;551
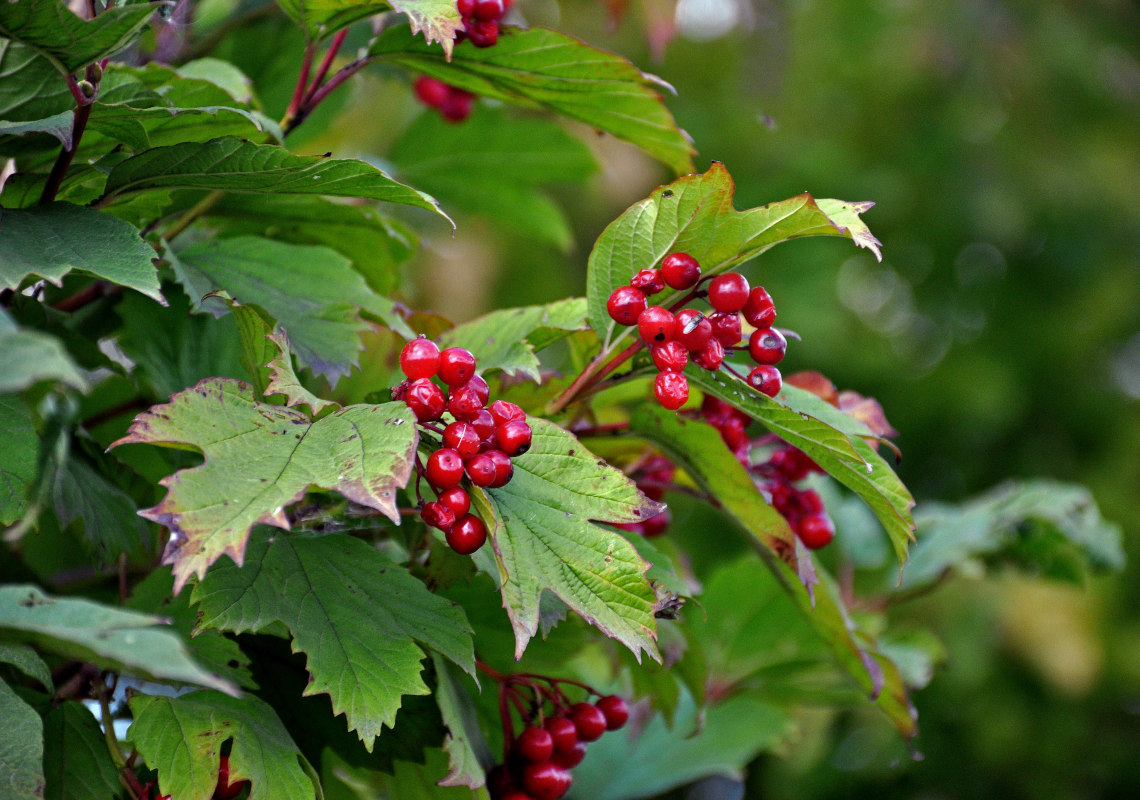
110;378;416;591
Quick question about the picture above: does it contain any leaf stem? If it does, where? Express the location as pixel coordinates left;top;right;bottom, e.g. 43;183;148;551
40;72;98;205
303;30;348;105
283;56;370;137
162;189;225;241
282;41;316;131
547;338;645;415
52;280;123;312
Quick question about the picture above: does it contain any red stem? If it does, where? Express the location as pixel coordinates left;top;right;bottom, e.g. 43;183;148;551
284;57;369;135
548;338;645;415
303;30;348;104
283;42;315;124
41;73;97;205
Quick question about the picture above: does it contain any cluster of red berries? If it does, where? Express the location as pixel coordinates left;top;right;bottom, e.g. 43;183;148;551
605;252;788;410
758;445;834;549
486;674;629;800
615;455;674;537
395;337;533;555
413;76;475;122
456;0;512;47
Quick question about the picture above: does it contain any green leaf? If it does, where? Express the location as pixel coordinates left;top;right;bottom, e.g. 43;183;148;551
193;531;475;749
0;584;236;694
41;701;124;800
51;456;152;564
689;368;916;565
431;652;492;789
129;690;318;800
0;394;40;525
100;137;450;222
900;480;1125;592
585;163;882;344
110;378;417;592
478;418;662;660
265;330;339;415
369;25;695;174
0;40;73;121
0;642;51;688
176;236;395;382
0;110;74;147
0;0;166;74
628;405;917;738
201;194;416;295
391;107;596;248
0;312;88;393
437;298;588;381
207;294;276;398
0;675;44;800
0;203;163;304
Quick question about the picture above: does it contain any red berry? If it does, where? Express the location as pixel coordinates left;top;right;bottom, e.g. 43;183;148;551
413;76;450;108
470;408;496;440
569;702;607;742
468;19;499;47
420;501;455;530
797;514;835;549
438;347;477;386
426;448;465;489
448;383;486;420
466;375;491;405
489;399;525;425
515;727;555;764
654;371;689;410
630;267;665;295
521;762;572;800
544;717;578;752
457;0;476;14
595;695;630;730
707;272;750;312
473;0;503;20
606;285;647;326
661;252;701;289
551;741;587;769
214;756;247;800
440;90;474;123
447;514;487;554
487;765;517;797
693;337;724;371
742;286;777;328
747;365;783;398
501;793;534;800
674;309;712;351
637;306;677;344
438;487;471;518
641;509;671;537
443;421;481;459
708;310;742;347
486;449;514;487
717;416;749;452
497;419;532;457
651;341;688;372
749;327;787;365
465;452;498;486
798;488;825;515
406;378;445;421
400;336;441;379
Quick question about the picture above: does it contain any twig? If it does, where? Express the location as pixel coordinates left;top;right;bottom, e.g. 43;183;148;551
40;75;96;205
52;281;123;312
303;30;348;105
162;189;225;241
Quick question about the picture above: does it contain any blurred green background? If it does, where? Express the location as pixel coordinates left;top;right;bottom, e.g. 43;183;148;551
225;0;1140;795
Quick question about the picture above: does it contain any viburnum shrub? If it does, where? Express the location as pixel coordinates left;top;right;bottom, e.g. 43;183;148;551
0;2;1121;800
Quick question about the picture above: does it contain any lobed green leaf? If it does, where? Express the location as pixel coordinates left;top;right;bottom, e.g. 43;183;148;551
42;701;124;800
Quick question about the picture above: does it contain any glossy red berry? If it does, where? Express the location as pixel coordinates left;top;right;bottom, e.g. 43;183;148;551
470;408;496;440
797;514;835;549
693;337;724;371
420;501;455;530
654;371;689;410
521;762;572;800
214;756;247;800
468;19;499;47
551;741;587;769
641;509;671;537
413;76;450;108
466;375;491;405
717;416;749;452
447;514;487;554
606;285;647;326
661;252;701;290
486;449;514;487
448;383;486;420
400;337;441;379
651;341;688;372
742;286;777;328
747;365;783;398
457;0;476;15
637;306;677;344
569;702;607;742
515;727;555;764
473;0;503;19
405;378;445;421
440;90;474;123
708;310;742;347
426;448;465;489
544;717;578;752
630;267;665;295
749;327;787;365
443;421;481;459
489;399;525;425
595;695;630;730
674;309;712;351
438;347;477;386
487;765;517;798
431;490;468;522
708;272;750;312
465;452;498;487
497;419;532;457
